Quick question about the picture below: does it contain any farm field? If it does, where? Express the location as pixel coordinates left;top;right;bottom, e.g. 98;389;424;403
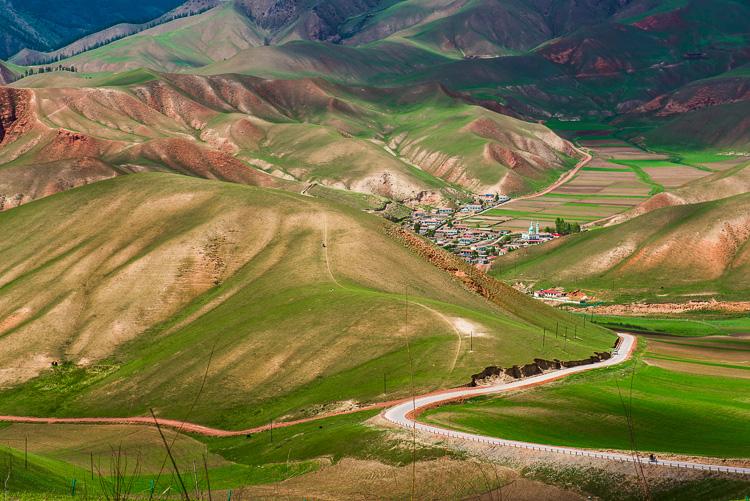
461;140;719;232
588;314;750;338
466;127;750;233
422;333;750;458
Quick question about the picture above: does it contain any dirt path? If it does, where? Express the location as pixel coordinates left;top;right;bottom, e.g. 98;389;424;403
512;147;592;203
457;146;592;222
0;333;746;474
322;212;344;288
323;213;463;371
411;303;462;374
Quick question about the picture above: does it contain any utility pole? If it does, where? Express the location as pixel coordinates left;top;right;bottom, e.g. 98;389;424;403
543;328;546;347
470;331;473;352
383;372;387;395
270;420;274;444
25;435;28;470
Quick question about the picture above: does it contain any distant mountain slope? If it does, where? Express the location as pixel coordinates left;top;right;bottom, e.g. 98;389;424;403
10;0;221;66
7;0;641;66
1;72;580;207
493;192;750;301
0;0;185;59
0;173;614;427
344;0;640;57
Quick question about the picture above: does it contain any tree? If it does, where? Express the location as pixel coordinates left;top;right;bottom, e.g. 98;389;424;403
413;222;421;233
555;217;581;235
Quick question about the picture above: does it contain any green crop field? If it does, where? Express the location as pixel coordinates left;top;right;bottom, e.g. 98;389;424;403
588;314;750;337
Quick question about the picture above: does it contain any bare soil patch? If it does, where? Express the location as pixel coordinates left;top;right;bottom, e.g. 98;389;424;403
239;457;515;501
643;166;710;187
579;301;750;315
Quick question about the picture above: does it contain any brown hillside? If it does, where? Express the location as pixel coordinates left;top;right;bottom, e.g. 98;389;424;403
2;72;580;205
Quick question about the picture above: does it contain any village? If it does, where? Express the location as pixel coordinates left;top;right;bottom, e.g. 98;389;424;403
407;193;563;271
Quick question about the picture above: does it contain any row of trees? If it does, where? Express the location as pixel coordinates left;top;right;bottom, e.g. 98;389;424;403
545;217;582;235
24;65;78;77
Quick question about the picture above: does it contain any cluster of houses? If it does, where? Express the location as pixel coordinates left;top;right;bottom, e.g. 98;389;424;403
533;287;590;304
410;195;508;268
408;194;571;270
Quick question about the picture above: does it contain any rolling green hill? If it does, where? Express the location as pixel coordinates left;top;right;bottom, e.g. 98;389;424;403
493;192;750;302
0;173;614;429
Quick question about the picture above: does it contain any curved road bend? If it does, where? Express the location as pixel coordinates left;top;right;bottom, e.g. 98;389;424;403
383;333;750;476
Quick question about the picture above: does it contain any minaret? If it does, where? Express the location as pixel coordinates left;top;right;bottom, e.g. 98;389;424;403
536;221;540;236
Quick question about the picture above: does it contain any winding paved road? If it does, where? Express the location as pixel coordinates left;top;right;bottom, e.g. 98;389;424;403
383;332;750;476
0;332;746;474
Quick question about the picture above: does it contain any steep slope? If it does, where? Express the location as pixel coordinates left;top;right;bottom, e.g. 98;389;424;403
0;173;614;428
8;0;640;69
0;82;286;211
493;192;750;301
641;100;750;152
0;60;19;85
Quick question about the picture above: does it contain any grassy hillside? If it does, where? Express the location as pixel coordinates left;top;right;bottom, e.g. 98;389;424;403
0;173;614;429
493;192;750;302
0;60;20;84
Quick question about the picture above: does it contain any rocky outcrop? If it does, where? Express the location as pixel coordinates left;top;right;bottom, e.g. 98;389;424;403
469;351;612;386
0;87;33;145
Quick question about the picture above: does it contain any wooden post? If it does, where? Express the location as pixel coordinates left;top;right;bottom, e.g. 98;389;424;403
25;435;27;470
383;372;387;395
90;452;93;479
543;329;546;347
